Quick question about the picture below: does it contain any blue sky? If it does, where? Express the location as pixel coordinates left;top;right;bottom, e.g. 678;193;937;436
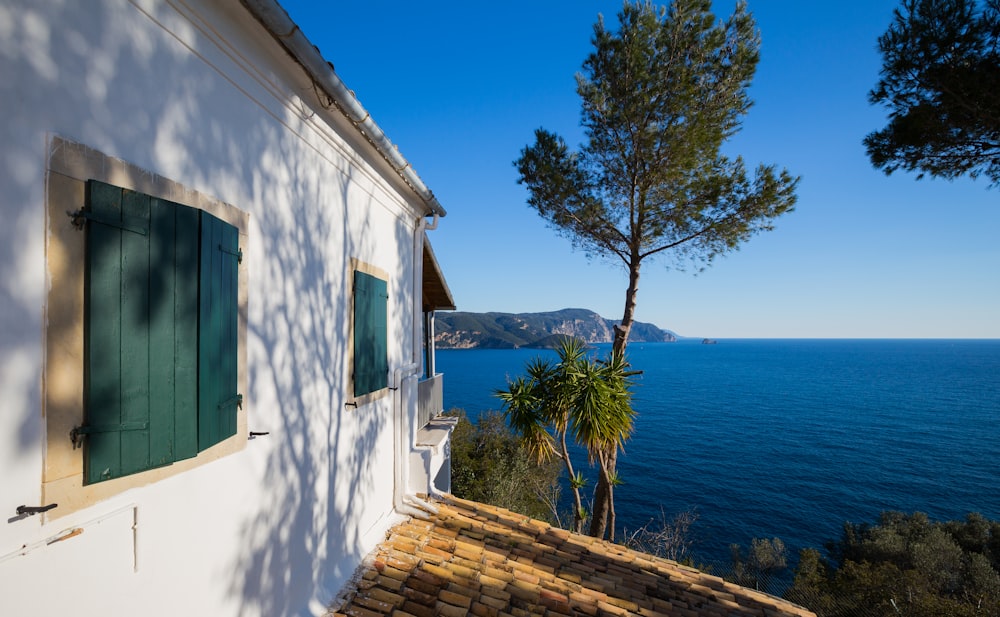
280;1;999;338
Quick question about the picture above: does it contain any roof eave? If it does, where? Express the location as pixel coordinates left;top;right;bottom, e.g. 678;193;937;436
423;234;456;311
239;0;446;218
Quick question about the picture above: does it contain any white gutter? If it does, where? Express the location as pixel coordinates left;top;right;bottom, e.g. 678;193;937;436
391;397;442;519
390;360;439;518
385;216;444;518
390;360;419;515
239;0;446;218
412;219;426;372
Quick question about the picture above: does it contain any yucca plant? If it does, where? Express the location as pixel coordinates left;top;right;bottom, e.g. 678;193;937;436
497;338;636;537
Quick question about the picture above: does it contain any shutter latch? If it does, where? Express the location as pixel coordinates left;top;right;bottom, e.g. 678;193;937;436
16;504;57;517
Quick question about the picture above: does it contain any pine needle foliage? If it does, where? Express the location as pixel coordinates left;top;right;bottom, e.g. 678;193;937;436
866;0;1000;185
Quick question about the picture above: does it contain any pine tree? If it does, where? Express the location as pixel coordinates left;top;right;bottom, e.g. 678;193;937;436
514;0;798;539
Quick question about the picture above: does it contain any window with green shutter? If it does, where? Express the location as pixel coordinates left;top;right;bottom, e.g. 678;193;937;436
353;269;388;398
81;180;240;484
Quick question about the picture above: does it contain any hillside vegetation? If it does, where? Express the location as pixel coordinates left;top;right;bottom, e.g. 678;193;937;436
434;308;676;349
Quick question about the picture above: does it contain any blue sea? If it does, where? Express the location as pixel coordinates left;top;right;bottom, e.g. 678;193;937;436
437;339;1000;569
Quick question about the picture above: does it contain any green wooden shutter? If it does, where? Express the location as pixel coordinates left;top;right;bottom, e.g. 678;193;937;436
84;181;201;483
150;197;200;463
83;181;241;480
353;270;388;397
84;181;137;483
198;210;240;450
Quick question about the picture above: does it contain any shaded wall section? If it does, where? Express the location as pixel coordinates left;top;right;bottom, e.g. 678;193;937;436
0;1;431;616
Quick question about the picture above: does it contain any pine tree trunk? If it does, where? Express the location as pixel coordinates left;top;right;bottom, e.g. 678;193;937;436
612;263;641;357
591;262;640;539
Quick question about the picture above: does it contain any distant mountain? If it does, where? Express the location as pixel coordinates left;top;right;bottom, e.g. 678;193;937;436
434;308;677;349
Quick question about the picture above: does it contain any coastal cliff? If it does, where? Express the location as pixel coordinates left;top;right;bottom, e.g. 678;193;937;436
434;308;676;349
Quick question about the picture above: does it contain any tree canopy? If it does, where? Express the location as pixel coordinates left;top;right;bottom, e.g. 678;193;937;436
865;0;1000;185
786;511;1000;616
515;0;797;357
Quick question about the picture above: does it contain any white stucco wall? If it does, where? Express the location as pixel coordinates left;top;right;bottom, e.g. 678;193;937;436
0;1;431;615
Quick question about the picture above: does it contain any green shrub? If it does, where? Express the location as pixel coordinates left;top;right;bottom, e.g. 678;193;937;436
448;410;563;524
786;512;1000;616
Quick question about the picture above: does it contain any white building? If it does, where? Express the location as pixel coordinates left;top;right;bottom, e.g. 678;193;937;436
0;1;455;615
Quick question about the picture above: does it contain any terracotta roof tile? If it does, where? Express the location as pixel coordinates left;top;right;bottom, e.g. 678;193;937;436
331;496;815;617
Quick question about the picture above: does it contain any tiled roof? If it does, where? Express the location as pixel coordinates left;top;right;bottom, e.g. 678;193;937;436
331;495;815;617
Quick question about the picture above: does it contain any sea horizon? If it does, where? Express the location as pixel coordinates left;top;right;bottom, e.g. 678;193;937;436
437;338;1000;575
439;336;1000;346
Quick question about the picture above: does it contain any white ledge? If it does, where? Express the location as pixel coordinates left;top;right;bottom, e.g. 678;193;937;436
415;416;459;451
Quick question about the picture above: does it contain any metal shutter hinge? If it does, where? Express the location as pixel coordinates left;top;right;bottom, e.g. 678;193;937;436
71;422;149;448
219;244;243;264
218;394;243;411
68;209;148;235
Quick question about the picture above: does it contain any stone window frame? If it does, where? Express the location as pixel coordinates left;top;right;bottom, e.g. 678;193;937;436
348;258;391;408
43;136;249;519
